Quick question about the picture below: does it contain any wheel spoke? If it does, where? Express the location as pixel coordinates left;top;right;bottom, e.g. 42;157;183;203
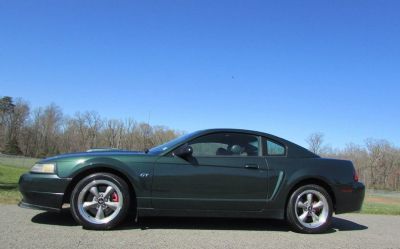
313;201;324;210
89;186;100;197
105;201;119;210
103;186;114;199
95;206;105;219
311;212;319;222
307;193;313;204
299;211;308;221
297;201;306;209
83;201;97;210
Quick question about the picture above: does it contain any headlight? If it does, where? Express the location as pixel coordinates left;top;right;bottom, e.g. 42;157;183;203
30;163;56;174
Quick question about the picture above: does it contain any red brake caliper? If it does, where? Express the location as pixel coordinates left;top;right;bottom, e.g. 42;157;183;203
111;192;119;202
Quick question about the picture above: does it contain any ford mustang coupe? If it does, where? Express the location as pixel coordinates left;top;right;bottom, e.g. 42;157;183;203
19;129;365;233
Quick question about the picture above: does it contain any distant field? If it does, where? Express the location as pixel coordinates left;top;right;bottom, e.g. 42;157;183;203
0;154;39;168
0;154;400;215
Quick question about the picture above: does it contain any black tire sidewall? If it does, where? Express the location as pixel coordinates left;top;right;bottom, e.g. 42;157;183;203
70;173;130;230
286;184;333;234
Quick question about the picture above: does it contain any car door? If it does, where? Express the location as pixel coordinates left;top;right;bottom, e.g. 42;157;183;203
151;132;269;211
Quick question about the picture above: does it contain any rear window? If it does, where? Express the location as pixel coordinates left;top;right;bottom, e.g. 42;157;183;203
265;139;285;156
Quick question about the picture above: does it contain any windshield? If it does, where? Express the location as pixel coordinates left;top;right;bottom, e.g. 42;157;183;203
147;131;199;155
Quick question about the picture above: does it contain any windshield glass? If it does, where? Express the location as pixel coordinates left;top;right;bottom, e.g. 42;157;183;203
147;131;199;155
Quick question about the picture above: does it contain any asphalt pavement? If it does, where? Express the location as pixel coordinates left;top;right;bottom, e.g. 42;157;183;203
0;204;399;249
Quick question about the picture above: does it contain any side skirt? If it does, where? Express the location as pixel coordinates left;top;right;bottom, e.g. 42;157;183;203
137;208;285;220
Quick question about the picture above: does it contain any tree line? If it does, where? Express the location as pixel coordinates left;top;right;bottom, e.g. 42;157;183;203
1;96;400;191
306;133;400;191
0;96;182;158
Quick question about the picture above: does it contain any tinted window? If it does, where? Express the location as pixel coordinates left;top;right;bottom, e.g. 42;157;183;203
266;140;285;156
188;133;259;157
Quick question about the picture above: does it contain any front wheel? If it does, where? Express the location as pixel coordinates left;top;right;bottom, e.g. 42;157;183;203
70;173;130;230
286;184;333;234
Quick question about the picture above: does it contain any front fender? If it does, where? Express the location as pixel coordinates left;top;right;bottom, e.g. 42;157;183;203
58;157;153;200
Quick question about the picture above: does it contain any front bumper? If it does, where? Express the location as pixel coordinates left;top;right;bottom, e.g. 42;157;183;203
334;182;365;214
18;173;71;212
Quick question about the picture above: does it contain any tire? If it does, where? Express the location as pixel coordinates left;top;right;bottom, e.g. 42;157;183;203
70;173;131;230
286;184;333;234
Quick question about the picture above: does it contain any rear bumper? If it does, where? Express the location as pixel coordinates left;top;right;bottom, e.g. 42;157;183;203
18;173;71;212
334;182;365;214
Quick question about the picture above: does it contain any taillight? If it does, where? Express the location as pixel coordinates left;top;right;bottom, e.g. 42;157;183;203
353;170;359;182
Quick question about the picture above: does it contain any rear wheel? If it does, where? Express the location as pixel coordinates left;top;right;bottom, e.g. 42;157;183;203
70;173;130;230
286;184;333;233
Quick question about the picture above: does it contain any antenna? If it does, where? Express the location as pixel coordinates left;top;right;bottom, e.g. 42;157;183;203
144;110;151;150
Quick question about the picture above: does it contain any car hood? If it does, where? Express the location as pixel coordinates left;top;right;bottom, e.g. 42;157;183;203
40;150;146;162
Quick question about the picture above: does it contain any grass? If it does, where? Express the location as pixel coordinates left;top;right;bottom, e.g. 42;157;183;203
0;164;29;204
0;154;36;203
1;155;400;215
361;194;400;215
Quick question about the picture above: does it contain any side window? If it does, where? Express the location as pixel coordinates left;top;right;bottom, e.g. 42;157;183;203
264;139;285;156
190;142;227;156
188;133;259;157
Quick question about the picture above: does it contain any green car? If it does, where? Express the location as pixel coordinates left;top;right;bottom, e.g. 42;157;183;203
19;129;365;233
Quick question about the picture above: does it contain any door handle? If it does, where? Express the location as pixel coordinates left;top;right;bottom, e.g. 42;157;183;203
244;164;259;169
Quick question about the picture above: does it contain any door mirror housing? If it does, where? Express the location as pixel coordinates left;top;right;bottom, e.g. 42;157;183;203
173;144;193;158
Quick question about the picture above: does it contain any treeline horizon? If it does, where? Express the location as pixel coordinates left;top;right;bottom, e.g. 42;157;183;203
306;133;400;191
0;96;183;158
1;96;400;191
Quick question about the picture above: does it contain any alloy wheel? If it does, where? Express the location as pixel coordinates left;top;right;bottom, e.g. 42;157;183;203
77;179;124;224
294;189;329;229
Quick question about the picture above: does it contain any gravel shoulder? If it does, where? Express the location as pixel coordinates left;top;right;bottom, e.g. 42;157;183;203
1;204;399;249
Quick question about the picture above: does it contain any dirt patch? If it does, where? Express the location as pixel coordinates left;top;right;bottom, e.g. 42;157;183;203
366;196;400;205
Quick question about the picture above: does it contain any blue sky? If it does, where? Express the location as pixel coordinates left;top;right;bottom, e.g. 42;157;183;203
1;0;399;148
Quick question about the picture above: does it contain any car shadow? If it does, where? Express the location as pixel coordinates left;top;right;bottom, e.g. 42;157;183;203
31;208;78;226
331;217;368;231
31;208;367;232
133;216;291;231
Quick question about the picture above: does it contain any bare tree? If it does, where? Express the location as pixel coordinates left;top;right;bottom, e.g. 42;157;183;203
21;104;63;157
121;118;137;150
151;125;182;146
134;123;153;151
102;119;124;148
73;111;103;150
365;139;399;189
306;132;325;155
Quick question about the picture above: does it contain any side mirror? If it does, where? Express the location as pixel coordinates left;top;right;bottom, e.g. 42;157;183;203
173;144;193;158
